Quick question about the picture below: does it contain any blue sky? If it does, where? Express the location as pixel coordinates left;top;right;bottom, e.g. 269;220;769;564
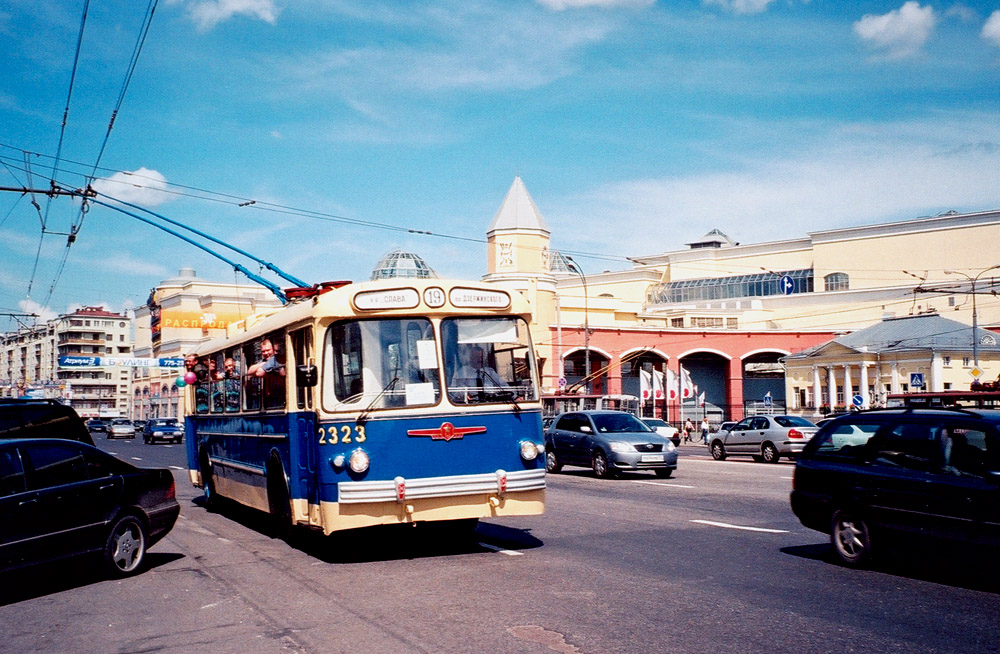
2;0;999;327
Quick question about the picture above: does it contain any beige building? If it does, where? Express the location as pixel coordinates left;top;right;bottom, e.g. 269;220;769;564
0;306;133;417
131;267;283;419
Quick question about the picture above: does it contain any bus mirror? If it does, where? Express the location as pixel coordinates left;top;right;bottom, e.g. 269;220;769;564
297;364;318;388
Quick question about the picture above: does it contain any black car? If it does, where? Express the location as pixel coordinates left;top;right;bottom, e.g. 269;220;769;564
791;408;1000;567
142;418;183;444
0;438;180;576
0;398;93;445
87;419;108;434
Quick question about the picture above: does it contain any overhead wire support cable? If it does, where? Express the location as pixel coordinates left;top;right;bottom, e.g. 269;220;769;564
78;194;290;304
94;190;309;288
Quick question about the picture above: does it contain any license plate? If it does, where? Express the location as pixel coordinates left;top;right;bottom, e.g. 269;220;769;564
640;454;663;463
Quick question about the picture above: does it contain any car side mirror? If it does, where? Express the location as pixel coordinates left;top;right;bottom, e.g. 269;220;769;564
580;425;592;433
296;364;318;388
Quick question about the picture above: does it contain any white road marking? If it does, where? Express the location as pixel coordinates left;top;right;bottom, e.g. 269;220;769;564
170;465;185;470
131;457;142;461
781;476;794;480
680;458;774;468
690;519;788;534
629;480;696;489
478;542;523;556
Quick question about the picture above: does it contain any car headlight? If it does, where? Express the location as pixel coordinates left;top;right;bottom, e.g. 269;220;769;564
664;440;676;452
609;441;633;453
153;431;164;436
519;440;539;461
348;448;370;474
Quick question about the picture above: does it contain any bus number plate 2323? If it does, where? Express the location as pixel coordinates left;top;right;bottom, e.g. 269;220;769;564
319;425;367;445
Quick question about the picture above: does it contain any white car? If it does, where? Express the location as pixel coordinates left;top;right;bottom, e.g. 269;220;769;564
108;418;136;439
641;418;680;446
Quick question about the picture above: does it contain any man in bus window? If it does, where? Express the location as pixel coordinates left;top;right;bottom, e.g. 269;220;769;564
452;345;508;394
247;338;285;377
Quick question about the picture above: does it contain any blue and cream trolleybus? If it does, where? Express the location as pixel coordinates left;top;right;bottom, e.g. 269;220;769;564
184;279;545;534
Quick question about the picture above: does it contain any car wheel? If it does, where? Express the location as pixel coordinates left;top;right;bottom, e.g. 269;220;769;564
761;443;780;463
654;468;673;479
831;509;872;567
710;440;727;460
103;514;147;577
592;450;614;479
545;450;562;473
751;455;763;462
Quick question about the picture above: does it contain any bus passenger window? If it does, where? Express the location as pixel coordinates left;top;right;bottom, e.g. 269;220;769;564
210;353;225;413
243;342;262;411
186;353;211;414
224;350;241;413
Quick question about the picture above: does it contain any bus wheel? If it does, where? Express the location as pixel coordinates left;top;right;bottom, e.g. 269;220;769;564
266;460;292;538
200;449;217;510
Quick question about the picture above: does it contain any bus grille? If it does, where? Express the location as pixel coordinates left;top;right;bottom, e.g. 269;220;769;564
338;468;545;504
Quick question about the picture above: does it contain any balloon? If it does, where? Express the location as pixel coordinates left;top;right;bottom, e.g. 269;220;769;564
175;375;187;388
184;371;197;384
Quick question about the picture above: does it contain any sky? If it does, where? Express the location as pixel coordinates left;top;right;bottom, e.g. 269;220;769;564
1;0;999;329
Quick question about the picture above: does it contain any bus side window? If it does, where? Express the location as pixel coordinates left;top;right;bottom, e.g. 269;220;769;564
261;332;287;410
243;341;262;411
210;353;225;413
224;348;241;413
292;327;313;410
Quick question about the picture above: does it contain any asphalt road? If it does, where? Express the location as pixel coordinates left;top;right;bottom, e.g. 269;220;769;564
2;439;999;653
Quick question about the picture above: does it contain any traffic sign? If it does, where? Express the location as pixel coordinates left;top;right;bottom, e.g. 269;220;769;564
852;394;864;407
970;366;984;379
909;373;924;388
558;377;567;388
780;275;794;295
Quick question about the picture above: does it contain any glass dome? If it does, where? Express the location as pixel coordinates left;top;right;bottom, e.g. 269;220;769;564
370;249;438;280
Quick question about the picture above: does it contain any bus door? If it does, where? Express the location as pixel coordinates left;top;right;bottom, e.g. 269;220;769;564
290;327;319;517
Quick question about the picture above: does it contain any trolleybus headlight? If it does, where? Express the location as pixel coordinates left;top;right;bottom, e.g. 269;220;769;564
348;448;370;474
331;454;346;469
519;439;539;461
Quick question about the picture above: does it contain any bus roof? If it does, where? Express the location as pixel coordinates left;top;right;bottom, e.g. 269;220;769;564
193;278;532;354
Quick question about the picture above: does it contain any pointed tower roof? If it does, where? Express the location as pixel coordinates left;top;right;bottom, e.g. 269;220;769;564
488;176;550;234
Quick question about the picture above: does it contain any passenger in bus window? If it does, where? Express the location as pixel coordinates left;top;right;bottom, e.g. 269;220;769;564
247;338;285;377
223;357;237;378
451;345;508;400
185;353;209;382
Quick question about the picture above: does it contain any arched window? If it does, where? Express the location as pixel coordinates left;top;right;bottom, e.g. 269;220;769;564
824;272;849;292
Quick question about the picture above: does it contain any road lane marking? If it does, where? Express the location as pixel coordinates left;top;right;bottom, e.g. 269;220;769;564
629;480;696;489
478;542;523;556
131;457;142;461
690;519;788;534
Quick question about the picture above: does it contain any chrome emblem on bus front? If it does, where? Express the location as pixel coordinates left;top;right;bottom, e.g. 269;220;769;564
407;422;487;442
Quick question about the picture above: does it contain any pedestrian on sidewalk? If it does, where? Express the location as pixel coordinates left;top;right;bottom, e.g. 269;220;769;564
701;417;710;445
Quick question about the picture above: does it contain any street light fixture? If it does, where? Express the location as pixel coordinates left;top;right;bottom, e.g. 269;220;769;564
943;264;1000;369
564;256;590;394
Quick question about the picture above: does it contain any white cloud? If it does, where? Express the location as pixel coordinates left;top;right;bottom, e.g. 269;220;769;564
702;0;777;15
549;113;1000;260
19;299;57;323
182;0;278;32
98;254;171;278
854;2;936;60
90;168;172;208
983;11;1000;47
537;0;654;9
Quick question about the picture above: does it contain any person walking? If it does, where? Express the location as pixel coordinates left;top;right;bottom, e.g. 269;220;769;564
701;417;710;445
683;418;695;444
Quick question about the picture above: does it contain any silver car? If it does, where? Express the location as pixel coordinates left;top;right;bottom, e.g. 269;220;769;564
545;410;678;478
709;414;817;463
108;418;136;440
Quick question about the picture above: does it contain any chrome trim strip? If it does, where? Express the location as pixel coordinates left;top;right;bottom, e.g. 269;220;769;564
209;456;266;476
199;431;288;440
338;468;545;504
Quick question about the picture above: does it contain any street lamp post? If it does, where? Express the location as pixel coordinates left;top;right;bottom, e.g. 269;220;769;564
565;256;590;394
944;264;1000;369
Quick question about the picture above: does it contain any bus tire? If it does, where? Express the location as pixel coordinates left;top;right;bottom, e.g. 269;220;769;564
266;457;292;538
200;448;217;510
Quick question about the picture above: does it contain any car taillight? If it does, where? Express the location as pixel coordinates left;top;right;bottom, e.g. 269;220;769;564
166;476;176;499
788;428;804;439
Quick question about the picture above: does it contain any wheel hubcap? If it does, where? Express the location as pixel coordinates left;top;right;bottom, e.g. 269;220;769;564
836;520;864;556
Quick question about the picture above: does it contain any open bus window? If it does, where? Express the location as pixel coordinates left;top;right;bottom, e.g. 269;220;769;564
224;348;241;413
442;317;538;405
323;318;440;411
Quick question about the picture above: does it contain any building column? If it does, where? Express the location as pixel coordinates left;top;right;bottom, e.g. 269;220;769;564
843;364;853;410
728;357;744;422
931;351;944;392
827;366;837;411
890;362;900;394
859;363;870;409
812;366;822;414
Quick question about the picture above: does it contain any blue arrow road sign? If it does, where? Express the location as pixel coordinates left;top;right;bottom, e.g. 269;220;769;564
780;275;794;295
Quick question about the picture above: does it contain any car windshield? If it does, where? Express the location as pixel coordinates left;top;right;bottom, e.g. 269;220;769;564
644;419;668;428
591;413;649;433
112;420;130;425
774;416;816;428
